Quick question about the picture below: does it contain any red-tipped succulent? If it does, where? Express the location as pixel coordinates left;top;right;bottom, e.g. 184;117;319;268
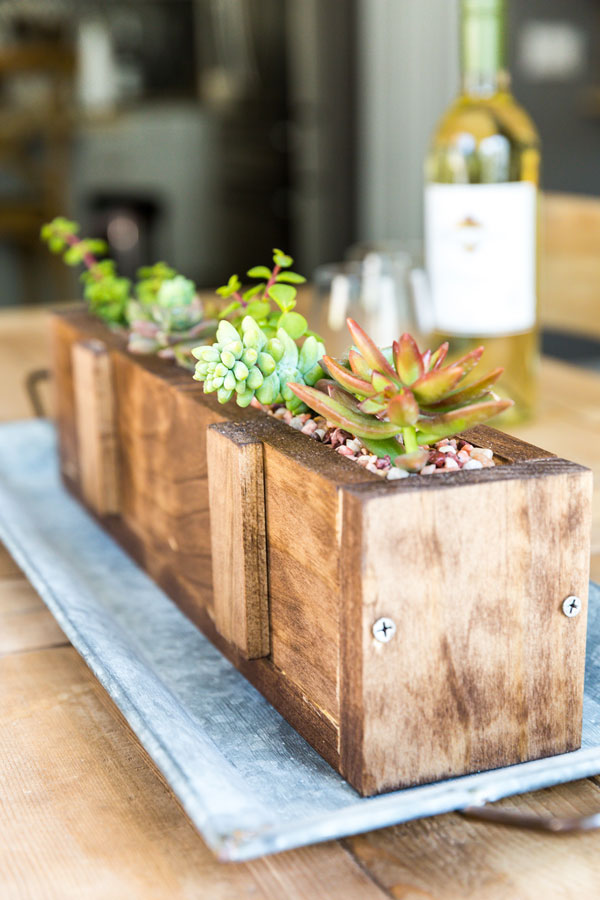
288;318;512;470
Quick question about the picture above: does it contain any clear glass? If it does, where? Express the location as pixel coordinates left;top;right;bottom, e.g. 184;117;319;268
311;250;420;359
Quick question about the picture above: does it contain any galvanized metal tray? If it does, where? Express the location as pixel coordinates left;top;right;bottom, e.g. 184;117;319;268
1;419;599;861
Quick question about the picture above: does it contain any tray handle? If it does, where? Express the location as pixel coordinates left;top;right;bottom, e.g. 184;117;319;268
25;368;51;418
462;803;600;833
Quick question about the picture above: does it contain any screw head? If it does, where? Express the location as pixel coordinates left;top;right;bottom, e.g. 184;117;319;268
562;595;582;618
373;617;396;643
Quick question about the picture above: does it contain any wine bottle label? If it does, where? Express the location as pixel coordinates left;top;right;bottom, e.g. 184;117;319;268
425;182;537;336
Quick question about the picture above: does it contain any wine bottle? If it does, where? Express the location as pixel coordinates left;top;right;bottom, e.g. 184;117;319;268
425;0;540;422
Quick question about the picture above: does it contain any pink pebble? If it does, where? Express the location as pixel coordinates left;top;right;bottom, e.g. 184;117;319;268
336;445;355;457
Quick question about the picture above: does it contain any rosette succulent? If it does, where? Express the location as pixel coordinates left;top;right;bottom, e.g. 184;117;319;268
288;318;513;470
192;316;325;411
127;270;217;366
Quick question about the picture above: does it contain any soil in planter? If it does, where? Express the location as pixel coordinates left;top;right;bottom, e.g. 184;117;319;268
254;401;496;480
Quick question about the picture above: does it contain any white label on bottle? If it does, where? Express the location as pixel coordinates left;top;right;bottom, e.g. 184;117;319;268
425;182;537;336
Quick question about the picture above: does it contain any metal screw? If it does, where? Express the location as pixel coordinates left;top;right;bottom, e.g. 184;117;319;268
562;595;582;618
373;617;396;643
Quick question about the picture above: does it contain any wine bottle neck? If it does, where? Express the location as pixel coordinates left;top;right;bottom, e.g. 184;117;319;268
460;0;509;97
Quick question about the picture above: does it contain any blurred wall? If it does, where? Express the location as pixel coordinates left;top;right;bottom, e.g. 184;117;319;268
286;0;356;271
356;0;459;245
510;0;600;195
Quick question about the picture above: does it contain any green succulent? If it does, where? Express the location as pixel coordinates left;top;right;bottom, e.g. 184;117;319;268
192;316;325;411
288;318;513;470
135;262;178;308
41;217;131;326
41;218;215;360
216;248;319;342
127;276;216;367
157;274;195;307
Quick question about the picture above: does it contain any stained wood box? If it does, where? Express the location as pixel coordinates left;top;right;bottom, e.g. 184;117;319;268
51;307;593;796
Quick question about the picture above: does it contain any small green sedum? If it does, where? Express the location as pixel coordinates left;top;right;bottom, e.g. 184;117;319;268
192;316;325;412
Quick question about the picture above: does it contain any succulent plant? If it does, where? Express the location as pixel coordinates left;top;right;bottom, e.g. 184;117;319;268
42;218;217;365
288;318;512;470
135;262;179;309
41;217;131;326
127;272;217;367
127;316;217;368
216;248;322;342
192;316;325;411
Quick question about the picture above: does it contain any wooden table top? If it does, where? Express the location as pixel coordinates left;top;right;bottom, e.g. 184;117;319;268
2;306;600;899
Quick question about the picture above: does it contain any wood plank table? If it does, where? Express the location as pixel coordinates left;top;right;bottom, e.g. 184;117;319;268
2;306;600;900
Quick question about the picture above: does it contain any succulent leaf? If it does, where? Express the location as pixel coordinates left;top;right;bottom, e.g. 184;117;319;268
429;341;449;371
348;348;372;379
393;334;424;384
410;366;464;404
357;435;403;459
275;271;306;284
321;356;376;397
393;449;430;472
327;384;365;413
246;299;270;319
371;371;397;395
217;319;241;344
241;315;268;350
298;335;319;372
416;398;513;444
267;337;284;362
277;327;299;367
268;283;297;311
287;384;402;439
387;390;419;427
421;368;504;412
453;346;484;377
357;397;388;415
247;265;272;279
347;319;398;380
279;310;307;339
273;248;293;267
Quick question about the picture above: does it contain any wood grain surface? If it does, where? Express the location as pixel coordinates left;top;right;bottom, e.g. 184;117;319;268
0;576;66;656
0;644;386;900
541;192;600;339
51;312;350;769
207;422;270;659
3;306;600;898
340;462;591;794
72;339;120;515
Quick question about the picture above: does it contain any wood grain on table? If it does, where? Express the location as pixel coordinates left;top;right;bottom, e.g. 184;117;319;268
2;306;600;900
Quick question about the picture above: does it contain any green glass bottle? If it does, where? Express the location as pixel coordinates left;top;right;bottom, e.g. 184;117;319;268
425;0;540;423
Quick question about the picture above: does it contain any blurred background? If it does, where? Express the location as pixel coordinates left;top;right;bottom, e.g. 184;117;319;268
0;0;598;367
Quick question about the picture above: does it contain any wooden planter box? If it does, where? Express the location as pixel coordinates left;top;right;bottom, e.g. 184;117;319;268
51;307;593;796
